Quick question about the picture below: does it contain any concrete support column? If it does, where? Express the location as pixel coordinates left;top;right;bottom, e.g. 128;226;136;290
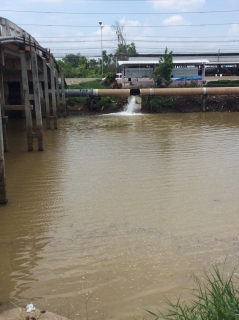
42;58;51;129
31;51;44;151
147;96;153;112
60;71;66;105
202;94;208;112
202;63;206;82
0;93;8;204
49;57;58;129
122;66;125;87
0;70;8;152
60;71;66;117
20;50;33;151
55;71;60;109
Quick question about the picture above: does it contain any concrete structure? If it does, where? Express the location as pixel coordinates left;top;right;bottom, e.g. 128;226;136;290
0;17;66;204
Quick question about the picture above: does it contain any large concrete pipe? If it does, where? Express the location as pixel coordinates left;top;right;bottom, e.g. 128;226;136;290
65;87;239;98
65;89;131;97
140;87;239;96
65;89;94;97
64;89;130;97
94;89;130;97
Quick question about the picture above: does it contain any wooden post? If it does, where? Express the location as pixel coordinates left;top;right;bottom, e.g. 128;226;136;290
49;57;57;129
31;51;44;151
0;92;8;204
0;70;8;152
20;50;33;151
42;58;51;129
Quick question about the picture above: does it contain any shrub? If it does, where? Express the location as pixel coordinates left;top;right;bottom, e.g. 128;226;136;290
98;97;117;110
206;80;239;87
67;97;88;106
146;264;239;320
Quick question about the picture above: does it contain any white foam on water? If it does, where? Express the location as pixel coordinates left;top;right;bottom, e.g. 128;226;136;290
103;96;142;116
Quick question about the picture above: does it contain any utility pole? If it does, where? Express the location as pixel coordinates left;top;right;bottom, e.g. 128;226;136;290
99;21;103;76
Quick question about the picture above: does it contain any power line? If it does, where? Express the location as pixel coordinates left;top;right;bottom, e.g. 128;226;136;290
53;51;239;58
40;40;239;43
18;22;239;27
37;35;239;42
36;35;239;39
49;44;239;51
2;9;239;15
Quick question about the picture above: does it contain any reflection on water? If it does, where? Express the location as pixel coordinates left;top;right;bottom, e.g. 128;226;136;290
1;113;239;319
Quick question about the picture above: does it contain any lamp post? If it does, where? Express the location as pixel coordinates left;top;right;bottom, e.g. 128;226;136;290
99;21;103;76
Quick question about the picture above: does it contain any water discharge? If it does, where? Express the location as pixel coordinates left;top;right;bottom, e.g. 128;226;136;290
123;95;141;114
105;95;142;116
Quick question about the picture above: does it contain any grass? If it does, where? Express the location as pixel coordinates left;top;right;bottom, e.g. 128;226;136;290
146;264;239;320
67;80;108;90
206;80;239;87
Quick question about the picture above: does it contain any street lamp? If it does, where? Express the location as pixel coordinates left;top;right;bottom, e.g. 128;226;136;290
99;21;103;76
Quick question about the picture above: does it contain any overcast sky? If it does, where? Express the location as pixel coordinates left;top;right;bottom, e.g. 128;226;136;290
1;0;239;59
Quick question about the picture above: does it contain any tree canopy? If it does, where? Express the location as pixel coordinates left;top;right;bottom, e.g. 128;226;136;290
152;48;174;87
58;42;138;78
114;43;138;61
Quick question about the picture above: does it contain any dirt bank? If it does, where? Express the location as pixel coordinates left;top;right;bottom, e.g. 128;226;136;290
0;307;69;320
65;95;239;115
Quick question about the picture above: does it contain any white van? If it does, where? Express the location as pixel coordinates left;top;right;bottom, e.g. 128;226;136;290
116;73;122;81
102;73;122;82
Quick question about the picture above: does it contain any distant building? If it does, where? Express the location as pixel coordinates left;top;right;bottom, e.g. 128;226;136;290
118;53;239;86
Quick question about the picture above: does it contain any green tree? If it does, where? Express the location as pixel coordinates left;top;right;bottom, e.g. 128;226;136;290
79;56;89;68
114;42;138;61
152;48;174;87
102;51;115;72
57;60;76;77
59;55;102;78
88;59;101;76
62;53;81;68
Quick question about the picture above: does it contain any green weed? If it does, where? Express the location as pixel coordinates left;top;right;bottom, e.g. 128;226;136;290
146;264;239;320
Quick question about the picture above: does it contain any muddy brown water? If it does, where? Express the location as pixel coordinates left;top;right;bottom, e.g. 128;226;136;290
1;112;239;319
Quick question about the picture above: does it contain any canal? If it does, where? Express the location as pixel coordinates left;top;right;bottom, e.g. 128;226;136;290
1;112;239;319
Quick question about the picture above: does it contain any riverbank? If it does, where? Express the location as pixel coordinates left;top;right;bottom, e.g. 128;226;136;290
66;94;239;115
64;79;239;115
0;307;69;320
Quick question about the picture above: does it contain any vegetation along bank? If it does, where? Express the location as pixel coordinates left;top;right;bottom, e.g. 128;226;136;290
64;80;239;115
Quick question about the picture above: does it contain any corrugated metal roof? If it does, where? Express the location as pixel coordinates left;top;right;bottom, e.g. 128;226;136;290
128;54;239;64
118;59;209;66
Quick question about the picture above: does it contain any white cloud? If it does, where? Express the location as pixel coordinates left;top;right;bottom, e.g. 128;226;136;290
23;0;63;2
228;24;239;36
99;25;115;36
162;15;191;26
117;18;149;39
148;0;205;11
119;18;141;27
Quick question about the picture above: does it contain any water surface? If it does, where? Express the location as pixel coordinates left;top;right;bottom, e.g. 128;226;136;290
1;112;239;319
